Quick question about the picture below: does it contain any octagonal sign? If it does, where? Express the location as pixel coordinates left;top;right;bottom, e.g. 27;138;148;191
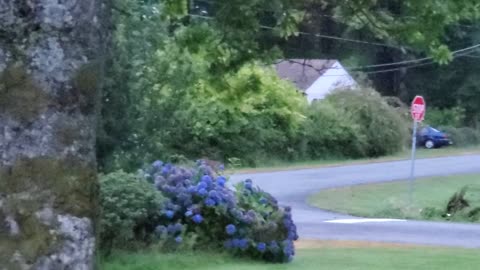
411;96;426;122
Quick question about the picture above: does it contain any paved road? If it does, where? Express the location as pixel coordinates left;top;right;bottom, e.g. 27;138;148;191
231;155;480;248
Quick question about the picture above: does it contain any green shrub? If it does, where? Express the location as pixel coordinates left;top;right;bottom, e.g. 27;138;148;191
302;101;367;159
425;107;466;128
438;126;480;147
100;171;165;250
321;88;409;157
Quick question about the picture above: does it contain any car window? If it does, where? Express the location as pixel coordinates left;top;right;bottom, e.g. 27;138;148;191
429;127;441;133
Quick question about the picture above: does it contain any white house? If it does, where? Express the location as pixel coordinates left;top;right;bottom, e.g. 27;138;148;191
275;59;358;103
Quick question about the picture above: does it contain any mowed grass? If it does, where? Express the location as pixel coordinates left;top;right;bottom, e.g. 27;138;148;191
100;245;480;270
308;174;480;220
231;146;480;174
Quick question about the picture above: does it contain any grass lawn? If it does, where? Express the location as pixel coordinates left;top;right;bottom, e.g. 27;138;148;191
308;174;480;220
100;243;480;270
231;146;480;174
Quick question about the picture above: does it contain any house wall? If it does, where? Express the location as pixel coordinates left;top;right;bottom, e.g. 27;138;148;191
305;61;357;103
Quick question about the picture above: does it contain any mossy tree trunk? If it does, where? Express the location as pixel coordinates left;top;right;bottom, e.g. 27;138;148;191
0;1;108;269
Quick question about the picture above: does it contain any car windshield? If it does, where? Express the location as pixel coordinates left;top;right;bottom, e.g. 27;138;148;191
429;127;441;133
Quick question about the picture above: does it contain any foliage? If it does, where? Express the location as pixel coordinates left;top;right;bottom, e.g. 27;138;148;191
322;88;409;157
438;126;480;147
99;0;306;171
101;160;299;263
422;185;480;223
424;107;466;128
99;171;165;250
302;101;367;159
329;0;480;62
179;64;307;165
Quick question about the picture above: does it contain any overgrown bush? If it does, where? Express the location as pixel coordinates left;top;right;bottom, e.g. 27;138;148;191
99;171;165;250
101;160;298;263
302;101;367;159
425;107;466;128
302;88;409;159
438;126;480;147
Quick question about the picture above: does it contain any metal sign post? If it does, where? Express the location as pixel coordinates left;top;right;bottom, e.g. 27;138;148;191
409;96;426;205
409;120;418;205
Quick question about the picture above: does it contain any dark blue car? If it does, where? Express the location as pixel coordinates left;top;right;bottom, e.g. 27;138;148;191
417;126;452;149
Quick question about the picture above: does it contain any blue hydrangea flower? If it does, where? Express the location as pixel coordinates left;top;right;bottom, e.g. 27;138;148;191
218;164;225;171
165;210;174;219
257;242;266;253
238;238;249;250
225;224;236;235
201;175;212;184
244;180;253;190
154;225;167;235
153;160;163;168
185;210;193;217
162;167;170;176
216;176;226;187
205;198;216;207
232;238;240;248
175;236;183;243
197;181;208;189
259;197;268;204
269;241;279;252
174;223;183;232
197;188;208;197
167;224;177;234
192;214;203;224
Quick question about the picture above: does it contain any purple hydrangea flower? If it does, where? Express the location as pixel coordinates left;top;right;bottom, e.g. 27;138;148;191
218;164;225;171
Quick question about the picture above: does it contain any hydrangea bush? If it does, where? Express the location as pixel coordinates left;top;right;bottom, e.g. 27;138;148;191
141;160;298;263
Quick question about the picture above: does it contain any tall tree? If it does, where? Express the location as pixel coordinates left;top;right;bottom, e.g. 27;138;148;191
0;1;107;268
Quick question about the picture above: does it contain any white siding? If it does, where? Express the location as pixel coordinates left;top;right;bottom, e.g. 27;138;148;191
305;61;357;103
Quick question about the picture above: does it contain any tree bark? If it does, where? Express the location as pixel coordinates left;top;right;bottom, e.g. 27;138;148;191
0;1;107;269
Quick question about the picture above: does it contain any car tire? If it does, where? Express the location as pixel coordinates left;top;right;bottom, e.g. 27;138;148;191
425;140;435;149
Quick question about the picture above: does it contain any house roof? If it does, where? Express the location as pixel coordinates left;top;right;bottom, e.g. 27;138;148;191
275;59;338;91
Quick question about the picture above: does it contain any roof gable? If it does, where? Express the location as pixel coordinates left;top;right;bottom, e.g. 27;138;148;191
275;59;338;91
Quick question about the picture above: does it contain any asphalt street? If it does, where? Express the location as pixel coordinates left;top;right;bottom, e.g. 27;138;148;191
231;155;480;248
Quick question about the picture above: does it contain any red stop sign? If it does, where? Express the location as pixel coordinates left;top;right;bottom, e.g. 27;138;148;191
411;96;426;122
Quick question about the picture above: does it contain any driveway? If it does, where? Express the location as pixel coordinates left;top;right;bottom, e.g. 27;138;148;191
231;155;480;248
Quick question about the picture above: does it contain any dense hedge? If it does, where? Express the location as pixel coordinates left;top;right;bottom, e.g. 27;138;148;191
301;88;409;159
100;160;298;263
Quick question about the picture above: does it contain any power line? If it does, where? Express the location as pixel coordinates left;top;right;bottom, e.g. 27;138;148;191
188;13;480;75
349;43;480;70
189;13;401;49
